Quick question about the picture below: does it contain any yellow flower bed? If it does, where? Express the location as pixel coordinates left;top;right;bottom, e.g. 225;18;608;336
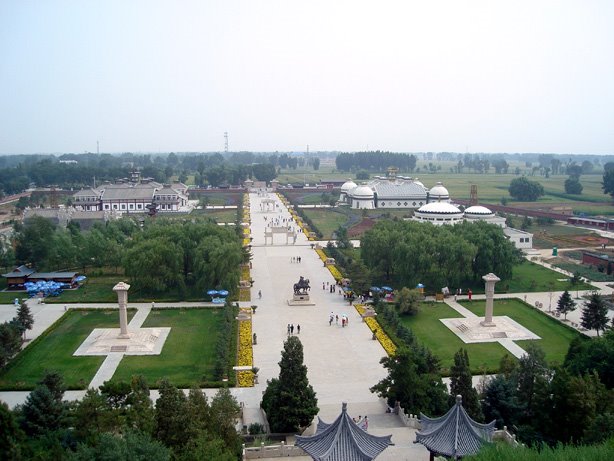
241;266;250;281
243;228;250;236
328;265;343;281
243;238;251;247
315;249;327;262
237;312;254;387
354;304;397;356
239;287;251;302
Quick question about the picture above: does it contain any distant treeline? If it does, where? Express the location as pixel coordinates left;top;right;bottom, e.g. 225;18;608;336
335;151;417;172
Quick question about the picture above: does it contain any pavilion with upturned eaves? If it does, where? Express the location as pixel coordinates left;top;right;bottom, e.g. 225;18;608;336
415;395;495;460
295;402;393;461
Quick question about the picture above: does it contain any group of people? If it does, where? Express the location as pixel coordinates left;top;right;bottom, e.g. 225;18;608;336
329;312;349;327
291;256;302;263
352;415;369;431
287;323;300;335
453;288;473;301
322;281;338;293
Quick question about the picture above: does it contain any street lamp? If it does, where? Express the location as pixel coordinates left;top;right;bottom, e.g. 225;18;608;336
549;291;553;313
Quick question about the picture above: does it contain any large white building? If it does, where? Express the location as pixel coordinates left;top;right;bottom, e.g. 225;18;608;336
339;169;450;210
339;172;532;249
73;178;190;214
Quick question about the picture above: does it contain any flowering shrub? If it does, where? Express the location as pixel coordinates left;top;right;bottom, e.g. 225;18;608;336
316;249;327;262
328;266;343;281
239;287;251;302
237;315;254;387
354;304;397;356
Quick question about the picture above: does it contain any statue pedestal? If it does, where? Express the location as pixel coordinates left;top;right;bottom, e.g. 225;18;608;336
287;294;315;306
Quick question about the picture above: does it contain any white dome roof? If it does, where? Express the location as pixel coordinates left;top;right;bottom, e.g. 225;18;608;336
341;180;357;192
413;178;425;188
464;205;494;216
429;182;449;198
352;185;374;198
416;202;461;214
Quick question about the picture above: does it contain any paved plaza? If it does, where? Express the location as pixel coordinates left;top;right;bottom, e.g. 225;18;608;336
2;191;614;460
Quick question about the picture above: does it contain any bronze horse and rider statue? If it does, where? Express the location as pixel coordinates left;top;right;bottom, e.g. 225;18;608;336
293;276;310;295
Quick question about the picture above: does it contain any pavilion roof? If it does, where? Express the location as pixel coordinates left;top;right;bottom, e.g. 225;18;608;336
415;395;495;458
295;403;392;461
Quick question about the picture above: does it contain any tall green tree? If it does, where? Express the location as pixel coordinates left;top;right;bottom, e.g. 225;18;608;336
154;380;189;451
556;290;576;320
508;177;544;201
0;402;24;460
602;169;614;199
395;287;421;315
261;336;319;433
370;346;448;416
564;177;583;194
449;348;483;421
20;373;67;437
16;302;34;340
581;292;610;337
0;321;22;368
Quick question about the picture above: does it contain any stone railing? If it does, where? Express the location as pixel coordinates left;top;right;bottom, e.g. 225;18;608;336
242;442;307;459
493;426;521;447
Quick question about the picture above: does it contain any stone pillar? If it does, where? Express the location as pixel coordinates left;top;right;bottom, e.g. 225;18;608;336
113;282;131;339
481;273;500;327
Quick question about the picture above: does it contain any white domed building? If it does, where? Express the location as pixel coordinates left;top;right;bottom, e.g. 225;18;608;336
412;202;464;226
339;179;358;203
348;185;376;209
464;205;495;221
428;182;450;203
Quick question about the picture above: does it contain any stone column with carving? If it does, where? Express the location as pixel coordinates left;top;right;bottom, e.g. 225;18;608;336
113;282;131;339
481;273;500;327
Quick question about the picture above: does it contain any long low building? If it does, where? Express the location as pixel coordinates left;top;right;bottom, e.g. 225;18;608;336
2;265;80;290
73;175;190;214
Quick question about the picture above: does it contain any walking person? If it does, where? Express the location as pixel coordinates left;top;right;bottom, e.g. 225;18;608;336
297;324;300;334
287;324;291;335
258;290;262;299
290;324;294;334
468;289;472;301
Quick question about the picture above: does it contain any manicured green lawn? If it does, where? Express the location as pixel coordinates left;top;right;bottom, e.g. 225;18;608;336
45;276;124;303
505;260;594;293
399;298;582;375
112;308;223;388
399;303;511;375
192;208;238;223
302;209;350;239
460;299;582;367
46;275;220;303
0;309;135;390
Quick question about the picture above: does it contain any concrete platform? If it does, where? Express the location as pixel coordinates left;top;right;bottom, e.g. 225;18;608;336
441;316;540;343
74;327;171;356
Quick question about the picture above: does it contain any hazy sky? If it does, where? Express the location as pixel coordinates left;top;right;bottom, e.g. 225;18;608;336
1;1;613;154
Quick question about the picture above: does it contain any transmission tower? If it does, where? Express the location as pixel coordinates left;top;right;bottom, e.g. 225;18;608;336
224;132;228;153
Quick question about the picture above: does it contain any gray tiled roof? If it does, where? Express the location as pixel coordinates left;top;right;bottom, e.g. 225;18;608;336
2;265;35;278
102;187;155;200
295;403;392;461
415;395;495;458
73;188;101;197
370;180;427;199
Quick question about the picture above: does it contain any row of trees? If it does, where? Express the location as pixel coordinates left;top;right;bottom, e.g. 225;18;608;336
1;372;241;460
10;216;245;296
336;151;417;172
360;220;519;289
